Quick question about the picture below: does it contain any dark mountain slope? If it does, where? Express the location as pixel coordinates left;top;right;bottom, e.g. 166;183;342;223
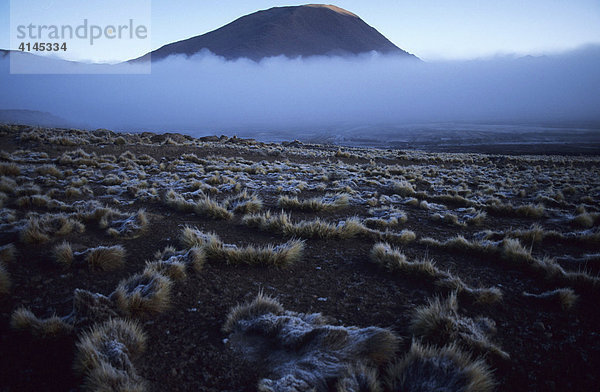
134;4;416;62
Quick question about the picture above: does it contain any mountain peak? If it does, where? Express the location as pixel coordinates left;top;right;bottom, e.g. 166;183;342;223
304;4;359;18
133;5;416;62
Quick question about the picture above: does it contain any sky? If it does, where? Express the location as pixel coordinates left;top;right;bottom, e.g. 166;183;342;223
1;0;599;136
1;0;599;61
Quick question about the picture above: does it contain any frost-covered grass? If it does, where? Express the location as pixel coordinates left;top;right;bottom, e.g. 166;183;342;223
2;125;599;392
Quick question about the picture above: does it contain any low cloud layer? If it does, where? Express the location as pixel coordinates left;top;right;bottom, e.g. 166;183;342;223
1;46;599;137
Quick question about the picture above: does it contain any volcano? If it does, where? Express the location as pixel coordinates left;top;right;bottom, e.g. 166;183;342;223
133;4;417;62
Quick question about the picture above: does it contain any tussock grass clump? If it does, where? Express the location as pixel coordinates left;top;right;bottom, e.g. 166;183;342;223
335;148;353;158
102;174;124;186
53;243;126;271
194;196;233;220
522;288;578;311
86;245;126;271
0;176;17;193
113;135;127;145
224;293;400;392
52;241;74;268
431;212;466;227
0;162;21;176
15;194;52;209
76;203;122;224
165;191;233;219
277;193;350;212
242;211;369;239
180;226;221;249
371;243;501;303
224;190;263;214
483;223;547;244
180;226;303;267
428;193;477;208
20;213;85;243
144;259;188;281
74;318;146;392
105;209;148;239
501;238;534;264
390;180;416;197
364;216;405;229
223;291;284;333
371;243;438;278
571;212;600;228
419;200;432;210
35;164;63;178
469;287;504;304
336;363;382;392
113;271;172;317
385;341;495;392
378;229;417;244
163;190;196;212
58;148;98;167
219;239;304;267
486;201;546;218
66;289;120;329
466;211;487;226
512;238;596;292
421;235;599;294
10;307;73;337
365;207;408;229
410;293;509;360
16;184;42;197
146;245;206;279
65;187;83;199
483;224;600;248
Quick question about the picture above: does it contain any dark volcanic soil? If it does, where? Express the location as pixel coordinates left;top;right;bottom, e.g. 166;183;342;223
0;125;599;391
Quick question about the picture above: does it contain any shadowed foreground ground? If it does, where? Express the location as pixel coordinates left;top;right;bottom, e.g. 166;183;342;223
0;124;599;391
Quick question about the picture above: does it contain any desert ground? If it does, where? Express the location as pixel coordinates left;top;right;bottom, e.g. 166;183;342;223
0;124;599;391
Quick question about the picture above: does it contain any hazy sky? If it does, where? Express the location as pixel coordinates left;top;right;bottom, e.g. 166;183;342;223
1;0;599;61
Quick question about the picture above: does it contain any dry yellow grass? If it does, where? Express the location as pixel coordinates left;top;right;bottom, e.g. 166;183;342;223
0;162;20;176
277;193;349;212
371;243;501;303
242;211;370;239
20;213;85;243
35;164;63;178
144;259;188;281
224;190;263;213
179;226;303;267
522;288;578;311
52;241;74;268
386;341;495;392
10;307;73;337
86;245;126;271
0;176;17;193
74;318;147;392
223;291;284;333
410;293;509;360
105;209;149;239
191;196;232;220
336;363;382;392
113;271;172;317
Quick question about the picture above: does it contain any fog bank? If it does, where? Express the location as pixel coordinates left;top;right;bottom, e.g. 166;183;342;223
1;46;599;137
